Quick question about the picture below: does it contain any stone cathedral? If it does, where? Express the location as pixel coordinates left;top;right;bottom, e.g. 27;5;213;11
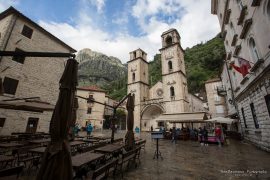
127;29;207;131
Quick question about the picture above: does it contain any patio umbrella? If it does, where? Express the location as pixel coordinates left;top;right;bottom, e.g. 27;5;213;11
125;94;135;151
36;58;78;180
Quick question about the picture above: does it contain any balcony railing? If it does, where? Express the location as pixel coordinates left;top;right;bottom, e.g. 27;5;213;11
217;86;227;96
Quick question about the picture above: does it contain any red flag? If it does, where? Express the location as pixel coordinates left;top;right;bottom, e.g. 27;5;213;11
230;57;251;77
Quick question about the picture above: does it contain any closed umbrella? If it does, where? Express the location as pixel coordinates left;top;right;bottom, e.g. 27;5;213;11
36;58;78;180
125;94;135;151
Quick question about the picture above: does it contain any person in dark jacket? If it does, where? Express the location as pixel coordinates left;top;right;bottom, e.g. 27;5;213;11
203;126;208;146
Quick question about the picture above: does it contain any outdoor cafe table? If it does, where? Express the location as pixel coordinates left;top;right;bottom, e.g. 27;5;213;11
29;139;51;146
94;144;124;154
0;142;23;149
72;152;105;169
28;147;46;155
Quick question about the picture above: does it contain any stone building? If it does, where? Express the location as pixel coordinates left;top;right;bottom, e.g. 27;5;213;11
205;78;228;118
211;0;270;151
76;86;107;129
0;7;76;135
127;29;208;131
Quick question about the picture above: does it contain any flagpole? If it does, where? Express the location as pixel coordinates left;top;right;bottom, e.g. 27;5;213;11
224;60;244;139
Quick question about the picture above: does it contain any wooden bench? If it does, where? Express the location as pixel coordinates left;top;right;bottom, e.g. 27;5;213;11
117;148;137;178
0;165;24;179
91;159;118;180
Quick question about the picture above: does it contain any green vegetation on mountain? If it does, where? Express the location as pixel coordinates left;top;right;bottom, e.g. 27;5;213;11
185;34;225;93
149;54;162;86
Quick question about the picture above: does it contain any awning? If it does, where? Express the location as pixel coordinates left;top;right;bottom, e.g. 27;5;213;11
0;100;54;112
205;117;238;124
155;112;208;123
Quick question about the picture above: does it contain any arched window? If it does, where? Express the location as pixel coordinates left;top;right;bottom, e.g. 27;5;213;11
132;73;135;82
165;36;173;46
168;61;172;71
249;38;260;62
133;51;136;59
170;86;175;97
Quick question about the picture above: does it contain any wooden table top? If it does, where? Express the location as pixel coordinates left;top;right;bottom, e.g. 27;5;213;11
72;152;104;169
28;147;46;154
0;155;14;162
95;144;124;154
0;143;23;148
70;141;87;146
29;139;51;144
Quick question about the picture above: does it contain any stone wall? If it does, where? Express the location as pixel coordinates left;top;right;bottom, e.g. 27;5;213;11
0;14;74;135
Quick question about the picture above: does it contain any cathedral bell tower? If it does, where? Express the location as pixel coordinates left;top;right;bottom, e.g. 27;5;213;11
160;29;189;113
127;49;149;129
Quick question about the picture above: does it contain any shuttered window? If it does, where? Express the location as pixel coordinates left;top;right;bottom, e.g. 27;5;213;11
12;48;25;64
21;25;33;39
3;77;19;95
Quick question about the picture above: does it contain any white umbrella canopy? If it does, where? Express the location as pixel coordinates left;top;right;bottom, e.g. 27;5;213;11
205;117;238;124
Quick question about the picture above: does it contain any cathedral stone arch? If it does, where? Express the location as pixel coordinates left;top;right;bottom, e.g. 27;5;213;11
140;104;164;131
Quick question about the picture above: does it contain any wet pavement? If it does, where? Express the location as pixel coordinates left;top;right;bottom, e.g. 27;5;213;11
96;130;270;180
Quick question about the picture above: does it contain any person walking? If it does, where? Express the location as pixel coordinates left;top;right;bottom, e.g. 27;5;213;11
171;127;176;144
215;125;222;147
150;126;153;132
203;126;208;146
135;126;140;139
86;123;93;136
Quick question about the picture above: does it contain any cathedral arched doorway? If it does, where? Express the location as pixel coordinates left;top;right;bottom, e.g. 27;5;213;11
140;104;164;131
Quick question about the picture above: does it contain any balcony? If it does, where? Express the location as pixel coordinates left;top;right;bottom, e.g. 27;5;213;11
240;19;252;39
251;0;261;6
237;5;247;25
231;34;238;46
217;86;227;96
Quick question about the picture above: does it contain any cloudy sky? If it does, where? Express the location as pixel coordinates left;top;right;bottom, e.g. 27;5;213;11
0;0;220;63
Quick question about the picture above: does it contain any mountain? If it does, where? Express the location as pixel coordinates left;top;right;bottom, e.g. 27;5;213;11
77;48;127;88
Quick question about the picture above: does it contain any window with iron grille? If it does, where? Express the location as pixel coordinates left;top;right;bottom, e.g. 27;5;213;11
250;103;259;128
21;25;33;39
3;77;19;95
12;48;25;64
0;118;6;127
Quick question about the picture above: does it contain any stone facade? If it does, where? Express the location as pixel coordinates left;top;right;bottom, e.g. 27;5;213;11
0;7;76;135
128;29;207;131
211;0;270;151
205;78;228;118
76;86;107;129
